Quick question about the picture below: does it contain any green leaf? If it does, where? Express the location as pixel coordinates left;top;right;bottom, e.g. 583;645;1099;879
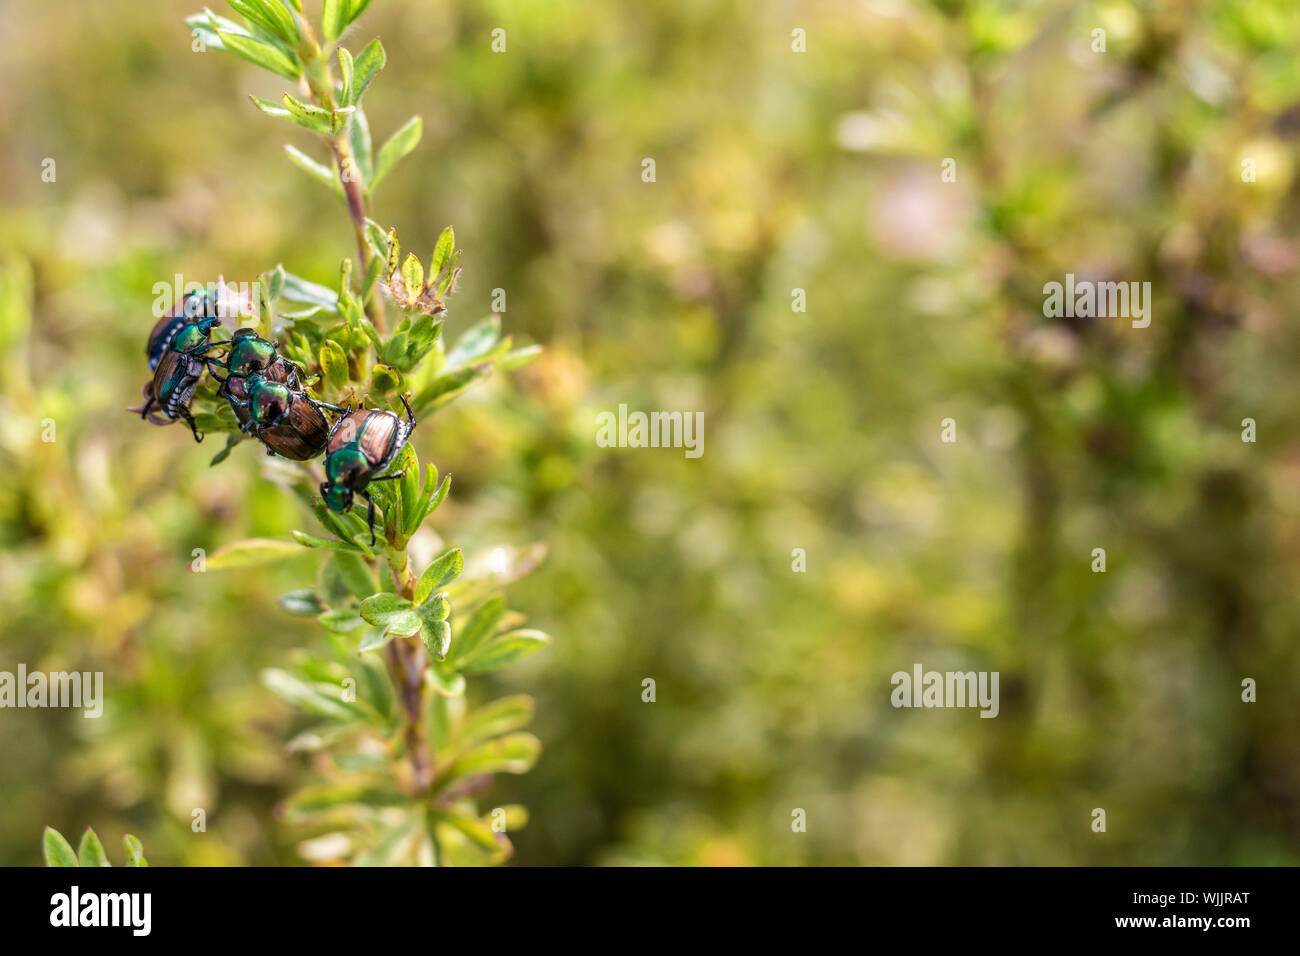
337;47;355;106
498;344;543;371
249;93;291;117
197;9;256;41
414;549;464;604
282;271;341;310
421;619;451;661
412;364;491;414
384;227;402;276
451;595;504;662
349;108;374;184
370;363;403;396
331;105;356;136
418;593;451;625
357;656;395;721
281;784;408;820
209;431;242;466
313;498;357;543
357;315;384;353
208;537;303;569
77;828;110;867
386;612;422;637
226;0;297;43
456;694;536;747
359;592;411;624
363;219;388;259
122;834;148;867
401;254;424;298
458;629;551;674
283;145;344;199
430;226;455;279
188;12;243;52
402;463;437;536
425;471;452;517
350;38;386;105
322;0;347;41
357;625;393;652
361;252;384;301
317;555;352;606
43;827;78;867
354;821;421;867
397;445;419;526
282;92;334;134
371;116;422;190
278;588;326;616
408;311;442;349
427;664;465;697
216;30;300;79
446;315;502;368
348;0;376;26
262;669;365;721
291;529;362;553
439;732;541;783
319;339;349;391
439;809;511;861
282;790;408;827
435;249;461;296
382;332;413;369
359;593;422;638
333;552;376;599
268;263;287;302
318;609;364;634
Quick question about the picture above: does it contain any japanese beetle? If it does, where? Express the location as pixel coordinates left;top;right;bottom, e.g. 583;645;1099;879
146;288;219;371
320;395;417;544
133;315;226;442
227;373;342;460
220;328;302;384
214;328;305;429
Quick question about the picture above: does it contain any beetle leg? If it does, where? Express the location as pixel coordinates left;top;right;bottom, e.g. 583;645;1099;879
180;408;204;443
326;402;352;439
399;393;416;427
363;490;377;546
370;471;404;482
139;396;155;419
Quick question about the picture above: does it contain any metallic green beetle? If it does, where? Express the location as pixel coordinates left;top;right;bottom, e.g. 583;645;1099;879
135;315;226;442
320;395;417;544
214;328;305;427
226;372;343;460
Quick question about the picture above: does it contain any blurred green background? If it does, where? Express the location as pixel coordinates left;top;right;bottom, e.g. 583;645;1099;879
3;0;1300;865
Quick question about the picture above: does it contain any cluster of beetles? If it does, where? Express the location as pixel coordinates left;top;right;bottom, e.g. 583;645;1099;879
131;287;416;543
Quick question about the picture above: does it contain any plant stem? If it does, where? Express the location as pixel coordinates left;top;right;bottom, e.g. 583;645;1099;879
291;14;427;791
385;544;433;792
385;636;433;791
295;19;387;333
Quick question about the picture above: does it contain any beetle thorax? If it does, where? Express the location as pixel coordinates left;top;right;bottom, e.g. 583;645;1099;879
250;380;290;420
326;447;370;488
230;338;276;376
173;323;207;352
